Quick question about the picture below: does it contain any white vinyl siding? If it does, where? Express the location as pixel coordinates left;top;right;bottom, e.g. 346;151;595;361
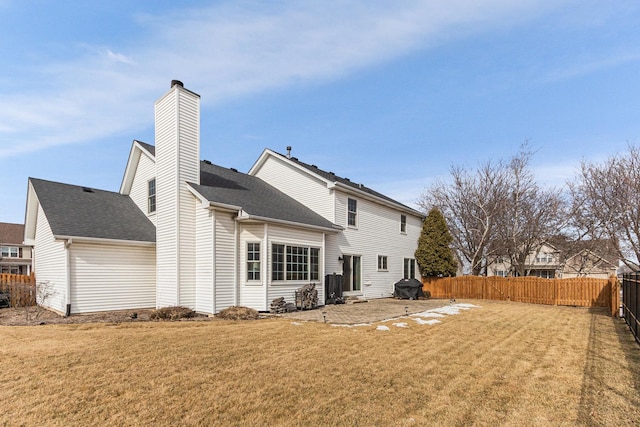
129;151;157;224
251;155;334;222
69;243;156;314
195;207;215;314
239;224;266;311
214;212;236;312
33;204;67;314
333;191;422;298
266;225;324;306
155;85;200;308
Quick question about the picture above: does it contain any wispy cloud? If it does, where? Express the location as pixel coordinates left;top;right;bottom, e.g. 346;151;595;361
543;50;640;83
106;49;134;65
0;0;567;158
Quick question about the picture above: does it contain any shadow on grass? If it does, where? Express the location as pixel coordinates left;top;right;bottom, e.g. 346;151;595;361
578;307;640;424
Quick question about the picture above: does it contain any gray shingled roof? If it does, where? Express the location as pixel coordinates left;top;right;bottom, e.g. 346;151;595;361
190;162;340;231
136;140;155;156
30;178;156;242
272;151;423;216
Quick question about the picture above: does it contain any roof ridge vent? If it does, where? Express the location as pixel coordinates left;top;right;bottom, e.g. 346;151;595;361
203;160;212;164
82;187;94;193
230;167;238;172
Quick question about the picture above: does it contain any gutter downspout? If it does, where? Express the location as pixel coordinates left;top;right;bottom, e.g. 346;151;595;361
64;239;72;317
233;215;239;307
264;223;269;311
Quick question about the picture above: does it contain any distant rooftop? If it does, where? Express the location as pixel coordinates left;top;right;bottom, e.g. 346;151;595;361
0;222;25;245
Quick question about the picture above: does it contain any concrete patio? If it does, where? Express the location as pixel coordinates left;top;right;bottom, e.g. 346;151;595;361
278;297;455;324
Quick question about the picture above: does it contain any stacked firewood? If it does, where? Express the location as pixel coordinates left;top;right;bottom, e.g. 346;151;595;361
270;297;296;314
295;284;318;310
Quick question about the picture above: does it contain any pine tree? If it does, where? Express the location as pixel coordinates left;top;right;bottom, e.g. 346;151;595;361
415;207;457;278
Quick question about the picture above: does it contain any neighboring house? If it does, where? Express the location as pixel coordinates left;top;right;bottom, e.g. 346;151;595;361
24;81;423;315
0;222;32;275
487;239;618;279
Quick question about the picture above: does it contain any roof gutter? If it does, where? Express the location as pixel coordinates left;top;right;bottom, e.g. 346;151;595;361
332;181;424;217
236;214;342;233
54;235;156;247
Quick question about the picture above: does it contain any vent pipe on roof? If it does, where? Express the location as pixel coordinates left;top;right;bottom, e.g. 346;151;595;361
286;146;292;159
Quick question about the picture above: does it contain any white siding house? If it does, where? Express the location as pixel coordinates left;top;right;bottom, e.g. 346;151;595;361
24;80;423;316
250;149;424;299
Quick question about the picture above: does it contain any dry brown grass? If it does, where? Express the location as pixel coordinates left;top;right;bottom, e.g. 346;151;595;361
1;300;638;426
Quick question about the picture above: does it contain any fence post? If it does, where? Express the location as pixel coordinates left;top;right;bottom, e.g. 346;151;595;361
609;275;619;317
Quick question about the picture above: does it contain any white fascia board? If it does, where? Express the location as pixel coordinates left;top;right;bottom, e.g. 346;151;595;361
186;185;212;207
54;235;156;247
248;149;334;186
119;140;156;195
237;214;342;233
333;182;424;218
23;180;39;243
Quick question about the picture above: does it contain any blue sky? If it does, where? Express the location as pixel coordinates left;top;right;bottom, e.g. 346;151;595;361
1;0;640;224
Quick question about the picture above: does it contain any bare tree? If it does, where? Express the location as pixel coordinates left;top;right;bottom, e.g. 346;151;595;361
568;145;640;271
419;160;509;275
493;148;566;276
420;144;567;276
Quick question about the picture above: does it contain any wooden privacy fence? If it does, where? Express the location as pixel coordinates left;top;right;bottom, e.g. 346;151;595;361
422;275;620;316
0;273;36;307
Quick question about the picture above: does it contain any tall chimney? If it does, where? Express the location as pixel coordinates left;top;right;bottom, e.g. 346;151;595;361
154;81;200;308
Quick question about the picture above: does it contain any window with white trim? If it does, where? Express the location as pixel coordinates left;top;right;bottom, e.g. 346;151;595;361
1;246;19;258
403;258;416;279
272;244;320;282
247;242;260;281
347;198;357;227
378;255;388;271
400;215;407;233
0;266;19;274
148;179;156;213
535;252;554;263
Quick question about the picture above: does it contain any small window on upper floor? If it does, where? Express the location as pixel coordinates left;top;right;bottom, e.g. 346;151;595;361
400;215;407;233
148;179;156;213
347;198;358;227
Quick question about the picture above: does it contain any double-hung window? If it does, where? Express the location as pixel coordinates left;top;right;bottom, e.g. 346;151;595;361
148;179;156;213
1;247;18;258
247;243;260;281
347;198;357;227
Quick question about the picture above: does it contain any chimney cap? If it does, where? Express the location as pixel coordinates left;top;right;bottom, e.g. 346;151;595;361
171;80;184;88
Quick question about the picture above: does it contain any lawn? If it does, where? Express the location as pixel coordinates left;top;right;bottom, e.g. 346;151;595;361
1;300;639;426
